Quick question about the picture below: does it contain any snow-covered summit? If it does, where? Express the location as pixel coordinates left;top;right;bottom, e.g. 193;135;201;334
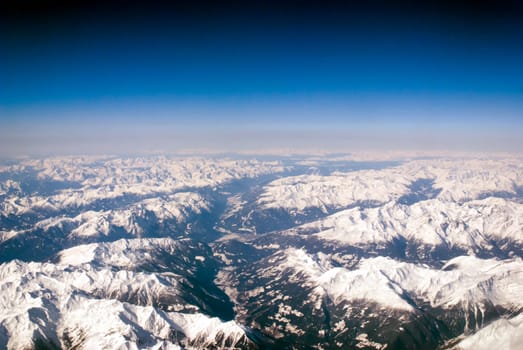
57;237;195;267
451;313;523;350
1;155;523;349
287;197;523;252
0;156;286;217
278;249;523;312
0;240;254;350
257;158;523;213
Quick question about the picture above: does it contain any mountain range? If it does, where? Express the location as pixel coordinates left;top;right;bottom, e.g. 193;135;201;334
1;154;522;349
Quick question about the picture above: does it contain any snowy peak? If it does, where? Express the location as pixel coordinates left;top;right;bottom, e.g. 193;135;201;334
57;238;189;267
2;155;523;349
451;313;523;350
0;240;255;350
256;158;523;213
249;248;523;313
286;197;523;255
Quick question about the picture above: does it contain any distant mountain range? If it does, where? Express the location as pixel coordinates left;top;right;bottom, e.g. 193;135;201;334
1;154;522;349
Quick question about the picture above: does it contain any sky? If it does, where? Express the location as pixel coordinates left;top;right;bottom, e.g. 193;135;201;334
1;0;523;156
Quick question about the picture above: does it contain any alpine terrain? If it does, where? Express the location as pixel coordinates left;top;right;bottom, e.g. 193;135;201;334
0;154;522;350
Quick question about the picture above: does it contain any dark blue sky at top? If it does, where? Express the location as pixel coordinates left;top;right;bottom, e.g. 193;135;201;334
1;0;523;154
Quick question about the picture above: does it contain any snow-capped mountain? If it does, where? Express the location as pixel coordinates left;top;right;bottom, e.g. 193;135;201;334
284;197;523;258
1;154;522;349
0;193;215;263
0;156;285;218
256;158;523;213
0;238;256;350
36;192;211;239
215;246;523;349
449;313;523;350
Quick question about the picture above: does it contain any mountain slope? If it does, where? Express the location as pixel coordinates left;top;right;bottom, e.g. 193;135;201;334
0;238;256;349
217;247;523;349
285;197;523;259
1;155;523;349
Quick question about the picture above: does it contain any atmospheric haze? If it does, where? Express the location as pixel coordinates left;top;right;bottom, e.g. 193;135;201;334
1;1;523;156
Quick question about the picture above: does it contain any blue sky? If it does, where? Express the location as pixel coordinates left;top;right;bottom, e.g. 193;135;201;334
1;1;523;155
